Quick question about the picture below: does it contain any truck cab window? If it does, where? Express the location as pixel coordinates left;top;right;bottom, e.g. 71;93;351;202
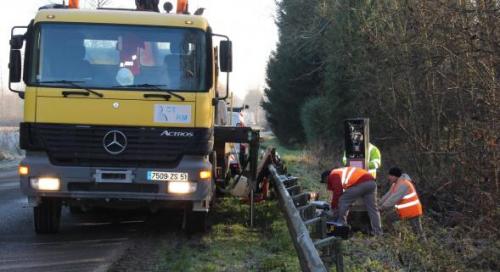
31;23;208;92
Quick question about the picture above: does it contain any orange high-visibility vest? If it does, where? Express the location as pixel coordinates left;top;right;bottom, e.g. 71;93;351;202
331;167;373;189
392;178;423;219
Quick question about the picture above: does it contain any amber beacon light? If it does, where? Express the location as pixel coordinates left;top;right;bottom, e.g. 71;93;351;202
69;0;79;9
176;0;188;14
199;170;212;180
19;165;29;176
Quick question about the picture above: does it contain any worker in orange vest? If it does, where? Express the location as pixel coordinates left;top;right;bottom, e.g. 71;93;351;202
321;166;382;236
379;167;424;236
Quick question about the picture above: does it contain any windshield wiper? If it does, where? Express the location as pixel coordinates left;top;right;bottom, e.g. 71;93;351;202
39;80;103;98
118;84;185;101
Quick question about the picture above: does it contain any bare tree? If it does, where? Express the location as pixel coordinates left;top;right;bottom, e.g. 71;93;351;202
243;88;267;127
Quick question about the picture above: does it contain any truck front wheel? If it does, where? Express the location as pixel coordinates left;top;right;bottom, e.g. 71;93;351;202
34;198;62;234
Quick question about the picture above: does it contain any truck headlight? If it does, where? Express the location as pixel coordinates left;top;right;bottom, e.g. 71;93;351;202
168;181;197;194
30;177;60;191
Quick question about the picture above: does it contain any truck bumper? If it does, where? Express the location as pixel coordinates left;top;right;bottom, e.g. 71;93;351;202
19;152;214;212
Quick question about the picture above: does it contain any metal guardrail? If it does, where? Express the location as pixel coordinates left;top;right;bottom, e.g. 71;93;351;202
268;165;345;272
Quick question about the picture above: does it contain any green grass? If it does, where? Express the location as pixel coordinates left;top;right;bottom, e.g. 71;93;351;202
154;137;493;271
265;137;486;272
261;137;326;192
153;137;302;271
154;197;300;272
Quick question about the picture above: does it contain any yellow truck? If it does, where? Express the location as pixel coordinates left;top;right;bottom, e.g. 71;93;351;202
9;1;237;233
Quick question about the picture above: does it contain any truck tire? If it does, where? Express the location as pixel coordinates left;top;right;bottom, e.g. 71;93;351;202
186;211;208;234
34;198;62;234
69;205;83;215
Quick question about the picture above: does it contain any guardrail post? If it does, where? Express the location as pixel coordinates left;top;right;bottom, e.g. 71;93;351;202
269;165;328;272
334;239;344;272
266;161;347;272
292;193;310;207
286;185;302;196
298;204;316;221
282;176;298;187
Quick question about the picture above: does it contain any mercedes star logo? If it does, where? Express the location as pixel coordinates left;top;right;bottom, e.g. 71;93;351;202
103;130;127;155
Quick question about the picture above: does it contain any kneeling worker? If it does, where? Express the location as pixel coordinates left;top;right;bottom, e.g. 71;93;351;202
379;167;424;236
321;166;382;236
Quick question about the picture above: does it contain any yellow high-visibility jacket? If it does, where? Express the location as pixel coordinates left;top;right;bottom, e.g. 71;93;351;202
342;143;381;178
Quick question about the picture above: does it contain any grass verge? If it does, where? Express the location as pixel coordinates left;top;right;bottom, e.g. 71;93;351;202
154;198;300;272
265;137;496;272
153;137;497;271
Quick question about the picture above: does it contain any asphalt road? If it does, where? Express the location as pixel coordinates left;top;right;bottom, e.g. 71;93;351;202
0;167;183;272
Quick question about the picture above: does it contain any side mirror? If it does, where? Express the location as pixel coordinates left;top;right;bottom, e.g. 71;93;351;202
9;26;28;98
219;40;232;72
10;35;24;50
9;50;21;83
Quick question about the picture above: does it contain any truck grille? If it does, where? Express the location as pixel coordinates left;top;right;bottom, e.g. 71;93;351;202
68;182;159;193
21;123;213;167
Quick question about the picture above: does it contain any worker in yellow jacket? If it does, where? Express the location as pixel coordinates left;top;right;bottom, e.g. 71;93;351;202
343;143;381;178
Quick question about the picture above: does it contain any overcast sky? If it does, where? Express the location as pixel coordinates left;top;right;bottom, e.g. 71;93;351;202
0;0;278;99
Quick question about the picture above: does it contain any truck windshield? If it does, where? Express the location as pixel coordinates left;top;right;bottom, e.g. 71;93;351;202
30;23;208;92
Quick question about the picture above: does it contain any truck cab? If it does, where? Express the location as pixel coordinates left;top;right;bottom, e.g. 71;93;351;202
9;4;232;233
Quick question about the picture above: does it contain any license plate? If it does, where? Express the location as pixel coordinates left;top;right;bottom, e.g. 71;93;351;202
147;171;188;182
